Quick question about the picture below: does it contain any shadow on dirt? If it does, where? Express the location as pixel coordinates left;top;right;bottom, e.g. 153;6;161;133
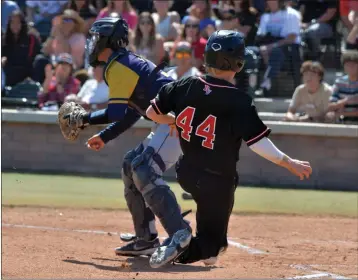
63;256;218;273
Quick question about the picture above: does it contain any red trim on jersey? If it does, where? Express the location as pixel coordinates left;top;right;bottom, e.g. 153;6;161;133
150;99;163;115
197;76;237;89
246;128;270;145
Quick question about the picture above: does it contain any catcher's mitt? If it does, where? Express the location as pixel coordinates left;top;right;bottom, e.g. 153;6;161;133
58;102;87;141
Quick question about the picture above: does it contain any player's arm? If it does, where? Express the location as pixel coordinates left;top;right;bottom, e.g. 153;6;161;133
236;100;312;180
99;108;141;143
82;62;139;125
146;81;178;125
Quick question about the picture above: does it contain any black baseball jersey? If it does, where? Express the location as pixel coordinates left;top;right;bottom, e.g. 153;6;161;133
151;75;271;177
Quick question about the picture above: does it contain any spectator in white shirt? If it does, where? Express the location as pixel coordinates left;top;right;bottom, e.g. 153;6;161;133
167;41;201;80
255;0;302;94
66;64;109;111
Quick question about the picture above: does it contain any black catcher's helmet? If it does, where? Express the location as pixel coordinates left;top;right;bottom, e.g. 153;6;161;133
86;17;129;67
204;30;247;72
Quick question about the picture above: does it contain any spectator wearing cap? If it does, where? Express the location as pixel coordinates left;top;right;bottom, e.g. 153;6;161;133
66;64;109;111
2;10;41;87
299;0;338;61
67;0;98;32
183;0;216;39
255;0;302;94
45;9;86;69
286;61;333;122
328;51;358;123
179;16;207;70
152;0;180;42
167;41;201;80
1;0;19;32
97;0;137;30
38;53;81;109
134;12;165;65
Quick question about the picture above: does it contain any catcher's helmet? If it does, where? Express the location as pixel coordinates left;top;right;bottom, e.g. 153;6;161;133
86;17;129;67
204;30;247;72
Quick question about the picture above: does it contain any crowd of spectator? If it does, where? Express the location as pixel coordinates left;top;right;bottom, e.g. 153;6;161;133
1;0;358;124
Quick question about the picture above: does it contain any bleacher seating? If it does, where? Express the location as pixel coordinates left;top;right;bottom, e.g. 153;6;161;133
2;78;41;109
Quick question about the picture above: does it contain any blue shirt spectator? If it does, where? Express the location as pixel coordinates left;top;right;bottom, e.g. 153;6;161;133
1;0;19;32
329;51;358;122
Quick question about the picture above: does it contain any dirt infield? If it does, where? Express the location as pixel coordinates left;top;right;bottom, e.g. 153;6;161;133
2;207;357;279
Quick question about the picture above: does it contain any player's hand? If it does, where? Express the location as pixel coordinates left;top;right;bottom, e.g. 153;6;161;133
282;157;312;180
86;134;105;151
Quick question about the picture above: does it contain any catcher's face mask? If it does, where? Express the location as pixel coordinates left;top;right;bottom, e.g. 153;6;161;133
85;32;108;67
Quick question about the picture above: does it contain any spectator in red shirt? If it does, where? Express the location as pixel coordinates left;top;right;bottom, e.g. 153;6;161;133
178;16;207;70
38;53;80;109
340;0;358;31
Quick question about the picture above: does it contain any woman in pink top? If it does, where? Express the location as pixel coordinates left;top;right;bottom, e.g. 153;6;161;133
96;0;138;30
43;9;86;69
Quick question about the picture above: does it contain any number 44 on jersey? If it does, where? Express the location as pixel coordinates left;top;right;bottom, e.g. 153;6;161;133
176;106;217;150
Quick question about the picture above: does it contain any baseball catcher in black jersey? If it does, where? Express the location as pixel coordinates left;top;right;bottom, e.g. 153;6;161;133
146;30;312;268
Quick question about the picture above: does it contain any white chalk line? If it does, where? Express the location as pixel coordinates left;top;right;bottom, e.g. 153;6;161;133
287;264;351;279
2;223;267;255
228;240;267;255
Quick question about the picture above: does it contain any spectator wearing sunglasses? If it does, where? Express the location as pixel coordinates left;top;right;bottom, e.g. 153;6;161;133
42;9;86;69
134;12;165;65
183;0;216;39
179;16;207;70
167;41;201;80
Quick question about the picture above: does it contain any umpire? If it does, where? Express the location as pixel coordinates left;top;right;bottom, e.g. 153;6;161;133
146;30;312;268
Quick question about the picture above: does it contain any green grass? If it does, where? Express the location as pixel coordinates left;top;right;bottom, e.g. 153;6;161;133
2;172;357;217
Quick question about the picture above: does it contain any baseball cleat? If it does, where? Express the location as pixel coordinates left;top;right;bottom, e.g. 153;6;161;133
120;233;137;242
120;210;192;242
115;237;160;256
202;257;217;266
202;246;227;266
149;228;192;268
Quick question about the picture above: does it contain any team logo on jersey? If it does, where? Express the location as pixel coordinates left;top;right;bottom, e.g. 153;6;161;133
203;84;212;95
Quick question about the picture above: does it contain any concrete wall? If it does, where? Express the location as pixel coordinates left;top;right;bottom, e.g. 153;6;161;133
2;109;358;191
